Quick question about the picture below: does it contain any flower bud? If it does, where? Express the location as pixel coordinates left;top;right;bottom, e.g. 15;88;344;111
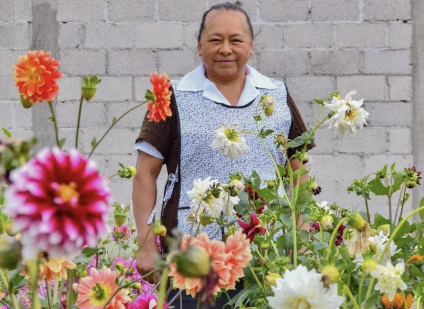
175;245;211;278
263;105;274;117
265;272;281;288
348;213;367;232
370;229;377;236
343;228;354;240
368;243;378;256
0;239;22;270
321;265;340;284
20;95;33;109
81;87;97;101
199;213;213;226
267;180;276;189
114;214;127;227
320;215;334;231
229;179;244;191
81;76;101;101
379;224;390;235
261;95;275;108
361;259;377;274
130;224;136;233
153;221;167;236
132;282;142;290
260;243;269;249
127;166;137;177
4;220;18;237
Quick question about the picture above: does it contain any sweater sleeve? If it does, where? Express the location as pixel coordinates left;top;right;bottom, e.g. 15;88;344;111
287;91;315;159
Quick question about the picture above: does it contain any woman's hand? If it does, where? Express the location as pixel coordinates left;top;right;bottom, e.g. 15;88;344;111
136;241;161;284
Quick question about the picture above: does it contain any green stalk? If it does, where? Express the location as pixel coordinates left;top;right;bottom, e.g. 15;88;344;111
52;279;60;305
248;263;266;296
57;280;65;305
47;101;61;148
46;281;52;309
364;199;371;224
67;269;74;309
156;266;169;309
365;205;424;300
292;208;298;267
343;285;360;309
357;272;365;307
417;296;422;309
0;270;20;309
75;94;84;148
89;101;146;158
398;184;408;224
326;218;348;262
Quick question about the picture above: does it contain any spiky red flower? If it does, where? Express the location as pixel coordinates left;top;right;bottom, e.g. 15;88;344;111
5;148;111;259
13;50;62;104
237;212;266;243
145;72;173;122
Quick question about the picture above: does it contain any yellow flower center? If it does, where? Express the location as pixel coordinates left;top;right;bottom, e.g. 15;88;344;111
224;128;239;142
29;66;43;83
345;104;356;121
90;283;112;304
58;182;79;203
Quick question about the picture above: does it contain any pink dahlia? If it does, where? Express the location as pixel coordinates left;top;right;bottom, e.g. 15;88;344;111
112;225;132;242
127;294;167;309
75;266;130;309
5;148;111;259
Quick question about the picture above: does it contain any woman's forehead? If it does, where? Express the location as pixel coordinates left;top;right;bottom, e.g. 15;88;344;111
203;9;250;34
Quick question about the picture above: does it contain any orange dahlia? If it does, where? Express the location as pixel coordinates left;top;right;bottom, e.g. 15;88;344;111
75;266;130;309
13;51;62;104
407;253;423;263
22;256;76;282
381;293;413;309
145;72;172;122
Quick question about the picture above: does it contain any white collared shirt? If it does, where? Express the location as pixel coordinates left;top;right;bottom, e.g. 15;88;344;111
135;64;277;158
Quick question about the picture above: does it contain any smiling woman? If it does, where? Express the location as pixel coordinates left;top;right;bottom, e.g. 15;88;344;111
132;2;314;308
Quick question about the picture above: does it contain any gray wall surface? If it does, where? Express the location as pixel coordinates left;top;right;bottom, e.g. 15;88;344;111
0;0;422;218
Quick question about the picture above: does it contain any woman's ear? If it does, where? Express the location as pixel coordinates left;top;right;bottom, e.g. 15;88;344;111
197;41;202;56
250;39;254;56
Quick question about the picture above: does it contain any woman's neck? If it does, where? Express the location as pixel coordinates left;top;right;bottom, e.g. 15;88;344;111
204;68;247;106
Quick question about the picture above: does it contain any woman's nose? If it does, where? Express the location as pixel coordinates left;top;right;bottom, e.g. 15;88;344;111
219;41;232;55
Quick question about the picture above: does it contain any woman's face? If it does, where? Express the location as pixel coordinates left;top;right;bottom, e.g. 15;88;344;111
198;9;254;81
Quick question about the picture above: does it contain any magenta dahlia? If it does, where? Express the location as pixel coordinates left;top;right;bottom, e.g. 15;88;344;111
5;148;111;259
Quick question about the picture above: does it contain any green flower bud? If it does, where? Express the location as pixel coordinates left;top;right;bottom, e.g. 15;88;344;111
348;213;367;232
361;259;377;274
4;220;18;237
175;245;211;278
0;239;22;270
114;214;126;227
265;272;281;288
199;213;213;226
81;87;97;101
153;221;167;236
321;265;340;284
20;95;33;109
267;180;276;189
320;215;334;231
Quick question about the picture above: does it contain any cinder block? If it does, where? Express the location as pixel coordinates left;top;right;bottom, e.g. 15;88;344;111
0;0;13;22
363;154;413;174
389;23;412;49
56;101;107;128
158;50;201;76
135;76;153;102
85;23;134;49
13;101;32;128
260;0;309;22
364;0;411;21
309;128;335;155
388;76;412;102
158;0;206;22
0;102;14;128
58;23;84;48
337;76;387;101
311;50;360;75
57;128;77;153
388;128;412;154
81;127;137;155
366;102;412;127
0;75;18;100
254;25;284;49
135;23;184;49
92;77;132;102
8;128;34;140
88;154;107;176
285;24;333;48
0;50;15;76
259;50;309;77
108;50;156;76
0;24;30;49
14;0;32;22
106;102;147;129
56;77;82;102
336;23;387;48
108;179;133;204
57;0;105;22
311;0;360;21
364;50;412;74
60;50;106;75
108;0;154;22
285;76;335;102
335;128;387;154
290;100;313;127
248;53;258;69
184;23;200;49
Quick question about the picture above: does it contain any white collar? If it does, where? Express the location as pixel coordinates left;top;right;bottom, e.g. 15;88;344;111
176;64;277;106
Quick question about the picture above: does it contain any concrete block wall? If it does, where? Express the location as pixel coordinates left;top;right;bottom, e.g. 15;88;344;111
0;0;417;219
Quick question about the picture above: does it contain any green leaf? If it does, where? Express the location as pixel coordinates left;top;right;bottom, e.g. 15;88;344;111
288;129;315;148
279;213;293;229
224;284;258;307
59;138;66;148
367;177;390;196
253;115;262;122
390;171;405;193
373;213;391;227
82;247;100;258
291;168;309;180
91;137;97;148
314;98;324;105
234;191;250;217
364;292;380;309
401;192;410;205
7;270;25;294
259;128;274;138
276;164;287;178
251;171;261;188
410;265;424;279
1;127;11;138
112;117;117;125
393;220;412;242
257;187;278;200
419;198;424;220
395;235;415;247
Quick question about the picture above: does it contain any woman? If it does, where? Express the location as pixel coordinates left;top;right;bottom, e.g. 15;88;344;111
132;2;313;308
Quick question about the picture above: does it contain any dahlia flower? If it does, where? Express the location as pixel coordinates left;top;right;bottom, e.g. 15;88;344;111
371;261;407;301
112;225;132;242
210;124;249;161
353;230;398;266
13;50;62;104
75;266;130;309
267;265;345;309
237;212;266;243
23;257;76;282
145;72;173;122
381;293;412;309
128;294;167;309
325;90;369;136
5;148;111;259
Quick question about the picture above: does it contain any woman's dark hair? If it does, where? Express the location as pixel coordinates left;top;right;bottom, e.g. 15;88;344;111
197;2;254;42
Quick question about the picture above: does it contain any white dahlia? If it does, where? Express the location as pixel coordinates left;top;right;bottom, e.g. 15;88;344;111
210;124;249;161
325;91;369;136
371;261;407;301
267;265;344;309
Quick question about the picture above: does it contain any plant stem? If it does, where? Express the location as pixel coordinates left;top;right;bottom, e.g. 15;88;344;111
67;269;74;309
291;208;298;267
357;272;365;307
48;101;61;148
196;297;201;309
156;266;169;309
52;279;60;305
57;280;65;306
366;205;424;300
343;285;360;309
364;199;371;224
19;289;31;308
167;289;183;306
248;263;266;296
46;281;52;309
326;218;348;262
398;185;408;224
0;270;20;309
89;101;146;158
417;296;422;309
75;95;84;148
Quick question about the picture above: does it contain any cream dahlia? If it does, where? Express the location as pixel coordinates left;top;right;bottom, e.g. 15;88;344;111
75;266;130;309
267;265;345;309
325;91;369;136
5;148;111;259
210;124;249;161
371;261;407;301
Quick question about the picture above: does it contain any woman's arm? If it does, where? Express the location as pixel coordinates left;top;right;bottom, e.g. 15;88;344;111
132;150;164;283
